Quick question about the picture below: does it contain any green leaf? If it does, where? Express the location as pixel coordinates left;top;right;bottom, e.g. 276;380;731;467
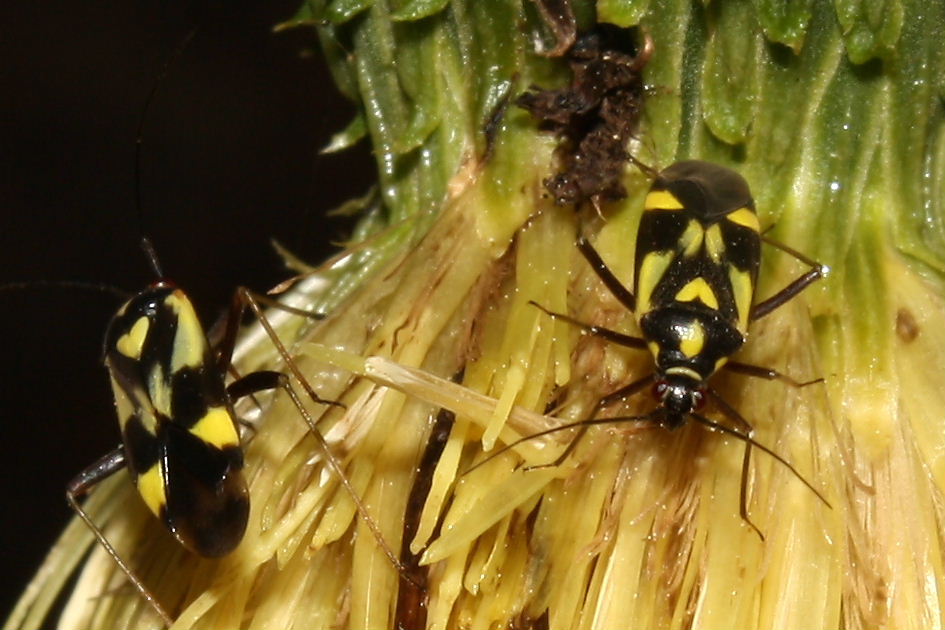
390;0;450;21
699;1;760;145
885;0;945;273
274;0;323;31
597;0;651;28
326;0;374;23
833;0;903;64
322;113;368;153
750;0;812;52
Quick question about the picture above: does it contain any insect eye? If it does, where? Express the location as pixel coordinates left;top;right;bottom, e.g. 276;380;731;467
651;380;668;399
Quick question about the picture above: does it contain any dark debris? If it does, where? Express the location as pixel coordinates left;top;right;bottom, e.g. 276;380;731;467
518;23;652;207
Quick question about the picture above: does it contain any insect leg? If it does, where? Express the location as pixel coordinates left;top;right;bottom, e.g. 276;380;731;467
750;235;828;321
703;390;763;540
528;300;647;350
210;286;337;433
692;398;768;542
218;287;341;408
523;373;656;471
723;360;824;388
700;391;832;540
66;449;174;626
464;411;654;476
233;289;419;585
577;236;636;312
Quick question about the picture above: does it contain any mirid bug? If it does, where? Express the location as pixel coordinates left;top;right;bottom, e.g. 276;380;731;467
483;160;830;538
60;242;366;624
31;29;410;626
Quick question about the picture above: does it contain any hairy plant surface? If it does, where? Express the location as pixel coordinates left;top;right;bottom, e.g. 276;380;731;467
7;1;945;628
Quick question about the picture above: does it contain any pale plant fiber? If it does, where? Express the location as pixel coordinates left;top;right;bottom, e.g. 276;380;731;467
7;0;945;628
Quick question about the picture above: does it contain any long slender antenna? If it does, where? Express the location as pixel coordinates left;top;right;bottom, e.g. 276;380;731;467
463;413;655;476
140;236;165;279
689;411;831;508
0;280;129;300
134;27;199;245
626;153;659;179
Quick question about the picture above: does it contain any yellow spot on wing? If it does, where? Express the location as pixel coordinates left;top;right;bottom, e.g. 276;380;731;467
705;225;725;263
108;376;136;430
729;266;754;332
107;373;159;434
677;320;706;358
116;317;150;359
678;220;704;258
675;277;719;310
165;291;207;372
726;207;760;232
149;363;172;418
636;250;675;316
644;190;684;210
137;463;166;518
189;407;240;449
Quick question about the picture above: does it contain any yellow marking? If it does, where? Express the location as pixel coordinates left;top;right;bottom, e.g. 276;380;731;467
166;291;206;372
705;224;725;263
677;320;706;358
726;207;760;231
149;363;172;418
137;463;166;518
108;375;137;430
644;190;685;210
189;407;240;449
665;366;701;380
679;220;704;258
116;316;150;359
729;266;754;332
675;277;719;310
714;357;729;372
108;374;160;434
636;250;675;315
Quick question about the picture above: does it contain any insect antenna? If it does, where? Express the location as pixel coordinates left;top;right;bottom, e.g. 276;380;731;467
139;236;165;280
463;413;656;476
688;411;831;509
626;153;660;179
236;289;421;586
0;280;130;301
134;27;199;244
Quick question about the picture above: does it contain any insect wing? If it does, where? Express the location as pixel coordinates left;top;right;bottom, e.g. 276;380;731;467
634;161;761;334
161;421;248;556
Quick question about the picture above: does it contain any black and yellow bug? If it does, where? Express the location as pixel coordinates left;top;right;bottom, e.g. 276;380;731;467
62;241;415;624
60;242;339;623
89;270;250;558
492;160;830;537
47;29;410;625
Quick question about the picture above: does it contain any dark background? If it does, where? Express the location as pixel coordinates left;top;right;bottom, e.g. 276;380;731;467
1;0;375;618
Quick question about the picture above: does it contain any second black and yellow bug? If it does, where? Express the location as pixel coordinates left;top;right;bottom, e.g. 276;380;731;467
87;264;251;560
63;242;340;624
516;160;830;537
65;242;414;624
46;27;415;626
